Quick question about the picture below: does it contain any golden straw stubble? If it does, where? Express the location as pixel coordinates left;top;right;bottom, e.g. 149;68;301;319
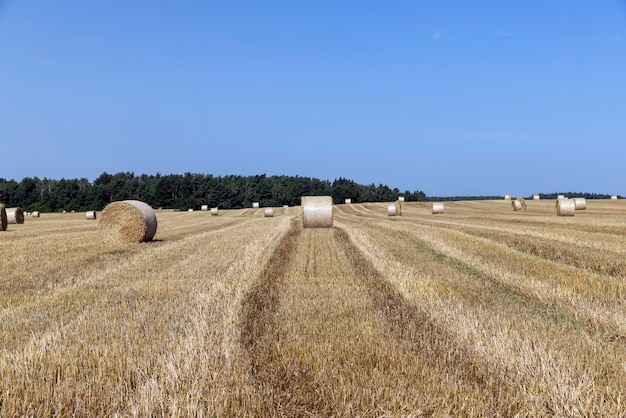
98;200;158;243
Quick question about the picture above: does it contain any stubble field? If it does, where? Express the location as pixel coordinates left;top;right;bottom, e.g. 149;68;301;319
1;200;626;417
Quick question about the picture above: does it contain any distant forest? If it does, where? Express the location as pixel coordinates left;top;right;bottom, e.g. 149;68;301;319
429;192;620;202
0;172;427;212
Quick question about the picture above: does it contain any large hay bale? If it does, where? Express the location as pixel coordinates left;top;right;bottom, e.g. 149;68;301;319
0;204;7;231
86;210;97;220
611;195;618;200
252;202;260;209
32;211;40;218
264;208;274;217
99;200;158;243
504;194;511;200
211;207;219;216
512;197;527;211
556;198;575;216
388;200;402;216
573;198;586;210
398;196;405;202
302;196;333;228
432;202;444;214
6;207;24;224
344;198;352;204
532;194;540;200
201;205;209;211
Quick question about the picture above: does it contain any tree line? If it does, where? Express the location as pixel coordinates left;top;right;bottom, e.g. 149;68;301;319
0;172;426;212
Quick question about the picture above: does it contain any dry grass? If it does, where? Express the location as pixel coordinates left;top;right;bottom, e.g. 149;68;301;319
1;200;626;415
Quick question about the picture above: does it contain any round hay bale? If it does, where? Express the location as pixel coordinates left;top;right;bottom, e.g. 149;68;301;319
557;194;565;199
0;204;7;231
188;208;194;212
283;205;289;209
556;198;575;216
344;198;352;204
512;197;527;211
504;194;511;200
264;208;274;217
302;196;333;228
573;198;586;210
211;207;219;216
86;210;97;220
532;194;540;200
398;196;405;202
388;201;402;216
32;211;40;218
201;205;209;211
62;210;67;214
99;200;158;243
432;202;444;214
611;195;618;200
252;202;260;209
6;207;24;224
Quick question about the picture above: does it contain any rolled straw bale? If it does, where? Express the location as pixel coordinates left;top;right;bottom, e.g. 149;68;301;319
0;204;7;231
398;196;405;202
344;198;352;204
388;200;402;216
252;202;260;209
188;208;194;212
573;198;586;210
504;194;511;200
264;208;274;217
32;211;40;218
532;194;540;200
211;207;219;216
62;210;67;214
6;207;24;224
432;202;444;214
283;205;289;209
201;205;209;211
611;195;618;200
302;196;333;228
557;194;565;199
555;197;568;208
86;210;97;220
556;198;575;216
99;200;158;243
512;197;527;211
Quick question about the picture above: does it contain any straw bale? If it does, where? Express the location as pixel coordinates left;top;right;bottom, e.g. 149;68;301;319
512;197;527;211
573;198;586;210
283;205;289;209
388;201;402;216
432;202;444;214
211;207;219;216
532;194;540;200
398;196;405;202
557;195;565;199
252;202;260;208
0;204;7;231
504;194;511;200
62;210;67;214
264;208;274;217
344;198;352;204
99;200;158;243
556;198;575;216
302;196;333;228
611;195;618;200
86;210;97;220
201;205;209;211
6;207;24;224
188;208;194;212
32;211;40;218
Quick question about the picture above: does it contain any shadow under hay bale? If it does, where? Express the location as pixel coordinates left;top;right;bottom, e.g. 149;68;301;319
302;196;333;228
99;200;158;243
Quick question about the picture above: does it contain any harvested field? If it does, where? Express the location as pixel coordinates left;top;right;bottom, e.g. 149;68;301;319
1;200;626;415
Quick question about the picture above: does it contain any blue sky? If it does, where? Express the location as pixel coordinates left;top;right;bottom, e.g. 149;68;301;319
1;1;625;196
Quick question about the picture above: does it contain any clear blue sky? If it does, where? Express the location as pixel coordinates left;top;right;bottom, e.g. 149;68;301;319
1;1;625;196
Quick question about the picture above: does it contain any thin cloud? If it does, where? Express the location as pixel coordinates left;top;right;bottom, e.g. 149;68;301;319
431;32;442;40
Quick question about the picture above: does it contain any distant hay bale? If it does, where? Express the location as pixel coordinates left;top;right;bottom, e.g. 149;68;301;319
283;205;289;209
211;207;219;216
504;194;511;200
512;197;527;211
532;194;540;200
432;202;444;214
0;204;7;231
32;211;40;218
264;208;274;217
611;195;618;200
302;196;333;228
557;194;565;199
344;198;352;204
252;202;260;208
201;205;209;211
398;196;405;202
86;210;97;220
6;207;24;224
62;210;67;214
388;200;402;216
556;198;575;216
99;200;158;243
573;198;586;210
188;208;194;212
